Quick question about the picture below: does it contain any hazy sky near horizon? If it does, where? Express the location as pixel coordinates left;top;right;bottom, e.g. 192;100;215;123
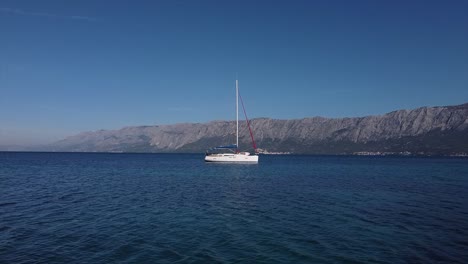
1;0;468;145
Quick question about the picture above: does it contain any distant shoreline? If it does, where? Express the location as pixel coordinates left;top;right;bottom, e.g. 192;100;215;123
1;150;467;158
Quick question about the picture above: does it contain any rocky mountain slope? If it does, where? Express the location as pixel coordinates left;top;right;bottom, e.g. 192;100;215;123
45;103;468;154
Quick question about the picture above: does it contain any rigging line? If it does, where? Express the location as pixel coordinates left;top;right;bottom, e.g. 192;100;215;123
238;90;257;151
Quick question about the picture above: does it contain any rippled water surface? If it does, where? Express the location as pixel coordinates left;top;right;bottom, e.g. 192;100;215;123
1;152;467;263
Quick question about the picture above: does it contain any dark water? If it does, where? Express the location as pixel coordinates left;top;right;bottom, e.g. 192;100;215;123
1;152;467;263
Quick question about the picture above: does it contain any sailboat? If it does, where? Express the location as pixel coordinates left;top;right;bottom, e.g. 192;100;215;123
204;80;259;163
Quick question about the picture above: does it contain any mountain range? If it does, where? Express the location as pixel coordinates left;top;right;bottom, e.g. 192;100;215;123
34;103;468;155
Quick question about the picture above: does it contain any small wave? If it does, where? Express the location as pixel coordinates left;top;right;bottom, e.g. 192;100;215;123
0;202;17;207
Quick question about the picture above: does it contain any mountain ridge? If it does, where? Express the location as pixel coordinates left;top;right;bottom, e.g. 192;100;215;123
32;103;468;155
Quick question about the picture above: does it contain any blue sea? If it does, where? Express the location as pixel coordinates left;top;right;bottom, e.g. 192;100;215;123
1;152;467;263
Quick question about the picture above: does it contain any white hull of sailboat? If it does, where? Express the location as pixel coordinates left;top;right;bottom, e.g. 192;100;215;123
205;153;259;163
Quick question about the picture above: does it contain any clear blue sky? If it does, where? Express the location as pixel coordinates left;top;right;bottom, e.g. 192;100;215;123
1;0;467;145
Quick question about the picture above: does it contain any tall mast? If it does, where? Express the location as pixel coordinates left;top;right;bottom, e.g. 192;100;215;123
236;79;239;151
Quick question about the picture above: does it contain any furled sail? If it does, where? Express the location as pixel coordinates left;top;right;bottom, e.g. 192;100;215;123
212;144;237;150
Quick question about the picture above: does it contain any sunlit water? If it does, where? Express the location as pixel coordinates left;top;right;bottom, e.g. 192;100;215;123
1;152;467;263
